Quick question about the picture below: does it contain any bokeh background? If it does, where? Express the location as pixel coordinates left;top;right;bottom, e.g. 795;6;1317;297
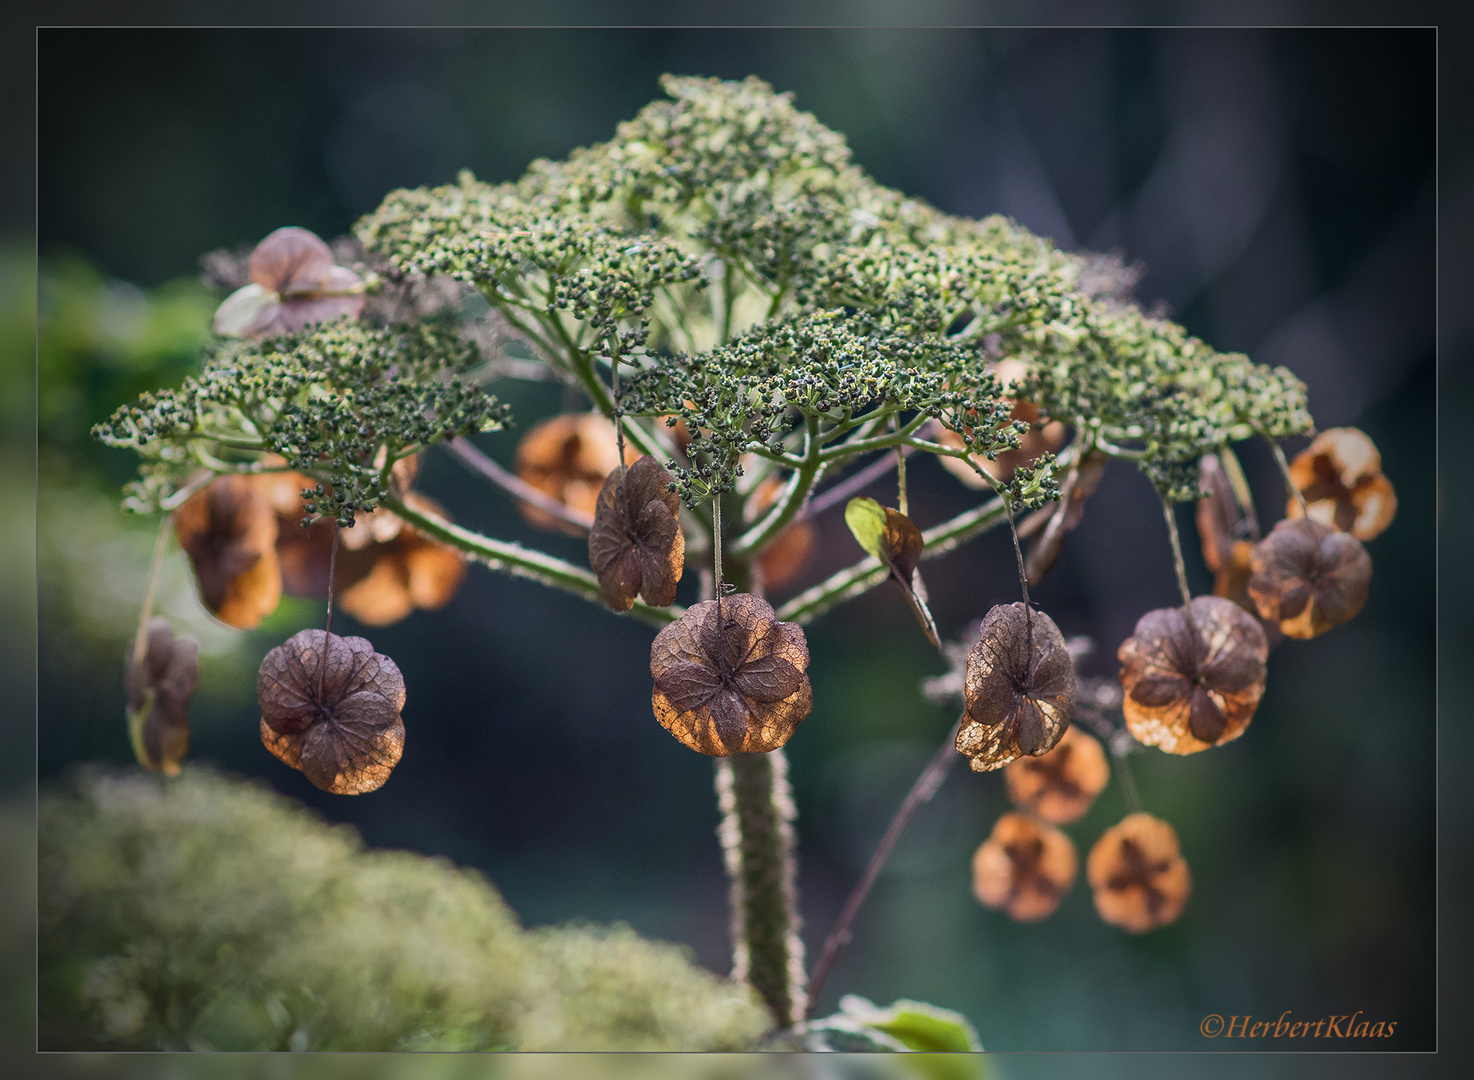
33;27;1434;1054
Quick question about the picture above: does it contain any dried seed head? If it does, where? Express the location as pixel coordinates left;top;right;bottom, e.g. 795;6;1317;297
1248;518;1372;640
1004;725;1110;825
650;593;812;756
971;812;1078;922
1286;427;1397;540
174;475;282;629
589;455;686;611
1117;596;1268;754
258;629;406;794
214;226;365;338
1087;813;1192;932
335;493;467;627
1213;538;1283;650
956;603;1076;772
515;412;638;534
748;474;815;591
125;617;198;775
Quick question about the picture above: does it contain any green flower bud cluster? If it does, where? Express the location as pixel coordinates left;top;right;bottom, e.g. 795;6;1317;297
93;321;508;524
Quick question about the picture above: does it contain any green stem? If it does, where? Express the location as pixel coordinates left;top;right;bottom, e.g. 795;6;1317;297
776;494;1009;625
384;495;679;628
731;415;823;558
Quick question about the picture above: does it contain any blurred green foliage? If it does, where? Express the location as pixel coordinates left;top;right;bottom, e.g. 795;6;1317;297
39;767;769;1051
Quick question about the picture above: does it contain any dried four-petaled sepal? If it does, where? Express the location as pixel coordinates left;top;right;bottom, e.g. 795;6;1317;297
650;593;811;756
1004;725;1110;825
515;412;637;534
125;616;199;775
1117;596;1268;754
1248;518;1372;640
1087;812;1192;933
257;629;407;794
589;455;686;611
174;475;282;629
971;812;1078;922
214;226;366;338
957;603;1075;772
1286;427;1397;541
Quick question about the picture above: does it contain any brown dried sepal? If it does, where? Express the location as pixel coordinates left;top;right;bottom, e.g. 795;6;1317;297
589;455;685;611
214;226;365;338
1195;453;1243;575
971;812;1078;922
747;474;815;591
1286;427;1397;540
174;475;282;629
125;617;199;775
515;413;638;535
1247;518;1371;640
1087;813;1192;933
650;593;812;756
257;628;406;794
1118;596;1268;754
1213;539;1283;650
1004;725;1110;825
957;603;1076;772
335;493;467;627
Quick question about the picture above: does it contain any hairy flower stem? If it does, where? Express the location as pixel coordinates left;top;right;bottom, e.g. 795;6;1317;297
1267;436;1310;515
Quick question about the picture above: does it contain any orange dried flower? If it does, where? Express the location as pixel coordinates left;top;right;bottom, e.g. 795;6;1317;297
515;412;638;534
936;360;1067;488
971;812;1078;922
1087;813;1191;932
1004;725;1110;825
174;475;282;629
335;493;467;627
125;617;198;775
1117;596;1268;754
258;629;406;795
589;455;685;611
747;474;815;591
1285;427;1397;540
956;603;1076;772
1248;518;1372;640
650;593;812;756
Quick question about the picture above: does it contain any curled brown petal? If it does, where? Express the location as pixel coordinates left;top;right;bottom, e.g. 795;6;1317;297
1004;725;1110;825
1087;813;1192;933
125;617;198;775
249;227;337;293
972;812;1078;922
258;628;406;795
650;593;811;756
1117;596;1268;755
957;603;1076;772
174;475;281;629
1195;453;1242;574
589;455;685;611
1286;427;1397;541
1248;518;1372;640
515;413;637;535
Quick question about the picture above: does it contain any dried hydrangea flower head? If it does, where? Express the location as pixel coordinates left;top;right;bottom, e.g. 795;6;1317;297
650;593;812;756
125;616;199;775
1117;596;1268;754
1087;812;1191;932
1004;725;1110;825
936;360;1067;488
258;629;406;794
971;812;1078;922
589;455;685;611
174;474;282;629
334;493;468;627
1248;518;1372;640
214;227;366;338
1286;427;1397;540
956;603;1076;772
516;413;638;534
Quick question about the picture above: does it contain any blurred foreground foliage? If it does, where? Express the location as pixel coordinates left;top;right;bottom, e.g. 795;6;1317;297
38;767;769;1052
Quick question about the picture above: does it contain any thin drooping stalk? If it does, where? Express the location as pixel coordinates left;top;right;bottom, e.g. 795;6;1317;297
131;513;173;667
806;715;963;1009
1267;437;1309;515
799;446;916;523
1217;445;1261;539
1160;497;1195;609
894;416;908;517
446;436;594;533
1113;745;1144;814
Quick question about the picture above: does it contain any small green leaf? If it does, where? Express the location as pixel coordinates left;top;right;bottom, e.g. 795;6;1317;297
845;496;890;562
799;996;987;1073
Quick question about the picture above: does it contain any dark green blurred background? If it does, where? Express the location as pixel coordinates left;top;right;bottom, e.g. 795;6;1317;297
35;28;1434;1052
